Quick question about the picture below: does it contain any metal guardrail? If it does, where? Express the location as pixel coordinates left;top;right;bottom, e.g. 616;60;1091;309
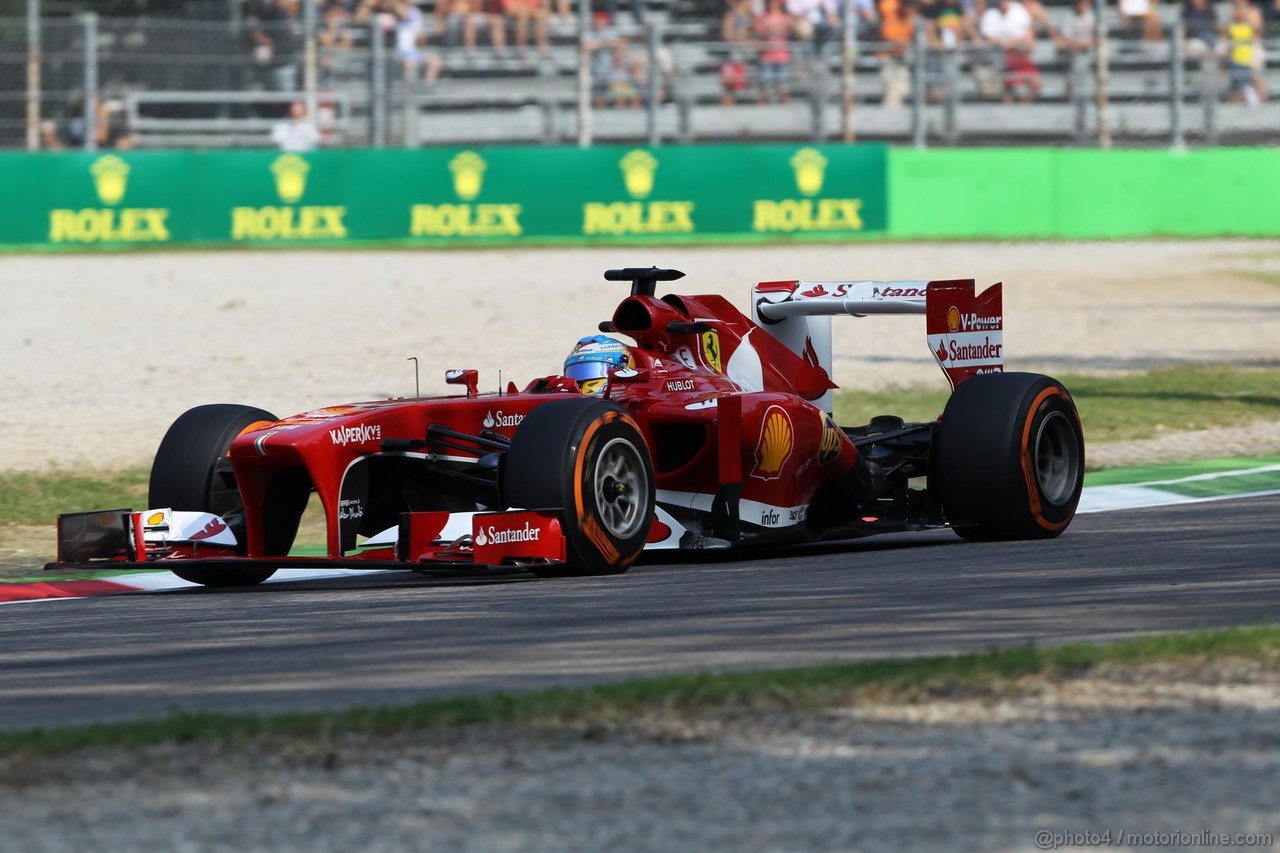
124;90;356;146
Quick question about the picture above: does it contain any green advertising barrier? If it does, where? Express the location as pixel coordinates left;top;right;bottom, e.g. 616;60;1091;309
0;144;887;248
888;147;1280;239
2;145;1274;249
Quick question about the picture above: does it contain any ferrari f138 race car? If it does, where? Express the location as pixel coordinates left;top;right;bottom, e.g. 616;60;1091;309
51;267;1085;587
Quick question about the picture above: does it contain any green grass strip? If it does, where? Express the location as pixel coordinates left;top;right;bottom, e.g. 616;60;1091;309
1;624;1276;757
835;364;1280;448
0;466;150;527
1157;469;1280;499
1084;455;1280;487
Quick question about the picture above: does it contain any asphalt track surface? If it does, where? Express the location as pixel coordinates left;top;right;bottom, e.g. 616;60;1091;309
1;495;1276;733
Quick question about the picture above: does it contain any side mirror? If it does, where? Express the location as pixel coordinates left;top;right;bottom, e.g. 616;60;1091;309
445;368;480;397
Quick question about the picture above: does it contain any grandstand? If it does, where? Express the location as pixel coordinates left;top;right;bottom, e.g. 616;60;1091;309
1;0;1278;149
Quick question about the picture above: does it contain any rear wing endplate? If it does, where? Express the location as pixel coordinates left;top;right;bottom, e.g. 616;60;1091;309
752;279;1003;410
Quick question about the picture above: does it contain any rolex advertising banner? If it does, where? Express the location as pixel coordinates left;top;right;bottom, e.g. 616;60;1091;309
0;144;888;248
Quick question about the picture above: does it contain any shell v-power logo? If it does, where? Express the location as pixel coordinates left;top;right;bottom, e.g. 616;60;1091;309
409;151;523;238
752;148;864;234
48;155;171;243
231;154;348;241
581;150;696;236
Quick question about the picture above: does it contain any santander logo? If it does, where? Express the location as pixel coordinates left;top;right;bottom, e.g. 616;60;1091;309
475;522;541;547
483;411;524;429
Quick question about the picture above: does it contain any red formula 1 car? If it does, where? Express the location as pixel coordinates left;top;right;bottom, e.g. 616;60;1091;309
51;267;1085;587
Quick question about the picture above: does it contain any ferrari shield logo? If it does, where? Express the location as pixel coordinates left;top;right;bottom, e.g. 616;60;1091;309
700;330;722;373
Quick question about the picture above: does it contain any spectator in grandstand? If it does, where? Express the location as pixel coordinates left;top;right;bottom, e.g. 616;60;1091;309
1118;0;1164;41
318;0;358;83
393;0;444;83
850;0;881;38
788;0;842;56
434;0;509;54
979;0;1042;102
720;50;752;103
877;0;917;108
586;12;623;107
920;0;972;103
1249;0;1270;101
631;36;675;105
606;40;642;106
720;0;754;103
502;0;551;59
39;120;64;151
723;0;753;44
1181;0;1218;57
272;100;322;150
248;0;303;92
1224;0;1265;103
754;0;796;103
65;95;135;150
1053;0;1094;99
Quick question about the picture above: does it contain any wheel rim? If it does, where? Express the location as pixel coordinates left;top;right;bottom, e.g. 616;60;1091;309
1033;410;1080;506
594;437;647;539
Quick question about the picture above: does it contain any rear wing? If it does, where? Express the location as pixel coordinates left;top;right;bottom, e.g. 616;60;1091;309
751;279;1003;412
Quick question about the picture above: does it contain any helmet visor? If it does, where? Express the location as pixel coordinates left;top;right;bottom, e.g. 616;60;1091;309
565;360;611;382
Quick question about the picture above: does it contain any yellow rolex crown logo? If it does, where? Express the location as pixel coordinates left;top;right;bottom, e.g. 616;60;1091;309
90;155;130;206
271;154;310;204
620;150;658;199
449;151;487;201
790;148;828;197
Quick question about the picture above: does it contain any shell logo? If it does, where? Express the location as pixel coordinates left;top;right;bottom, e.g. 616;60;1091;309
146;511;167;525
752;405;794;481
450;151;486;201
620;150;658;199
946;305;961;333
818;414;842;464
271;154;309;203
90;155;130;206
790;148;828;197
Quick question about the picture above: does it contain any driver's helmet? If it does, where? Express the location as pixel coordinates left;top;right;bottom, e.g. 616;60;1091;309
564;334;632;396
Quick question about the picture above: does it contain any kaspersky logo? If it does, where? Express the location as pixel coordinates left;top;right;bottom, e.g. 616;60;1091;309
48;155;171;244
582;150;695;236
753;147;863;235
231;154;347;241
410;150;522;238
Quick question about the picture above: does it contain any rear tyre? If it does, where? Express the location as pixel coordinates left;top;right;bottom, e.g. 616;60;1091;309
149;404;279;587
933;372;1084;541
503;399;655;578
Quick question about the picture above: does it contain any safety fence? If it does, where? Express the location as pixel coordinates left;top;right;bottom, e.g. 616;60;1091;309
2;8;1278;151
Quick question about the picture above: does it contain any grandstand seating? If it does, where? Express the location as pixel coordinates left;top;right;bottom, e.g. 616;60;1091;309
2;2;1278;149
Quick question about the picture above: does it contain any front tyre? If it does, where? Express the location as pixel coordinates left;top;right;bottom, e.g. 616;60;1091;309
149;404;279;587
933;373;1084;541
502;399;655;577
